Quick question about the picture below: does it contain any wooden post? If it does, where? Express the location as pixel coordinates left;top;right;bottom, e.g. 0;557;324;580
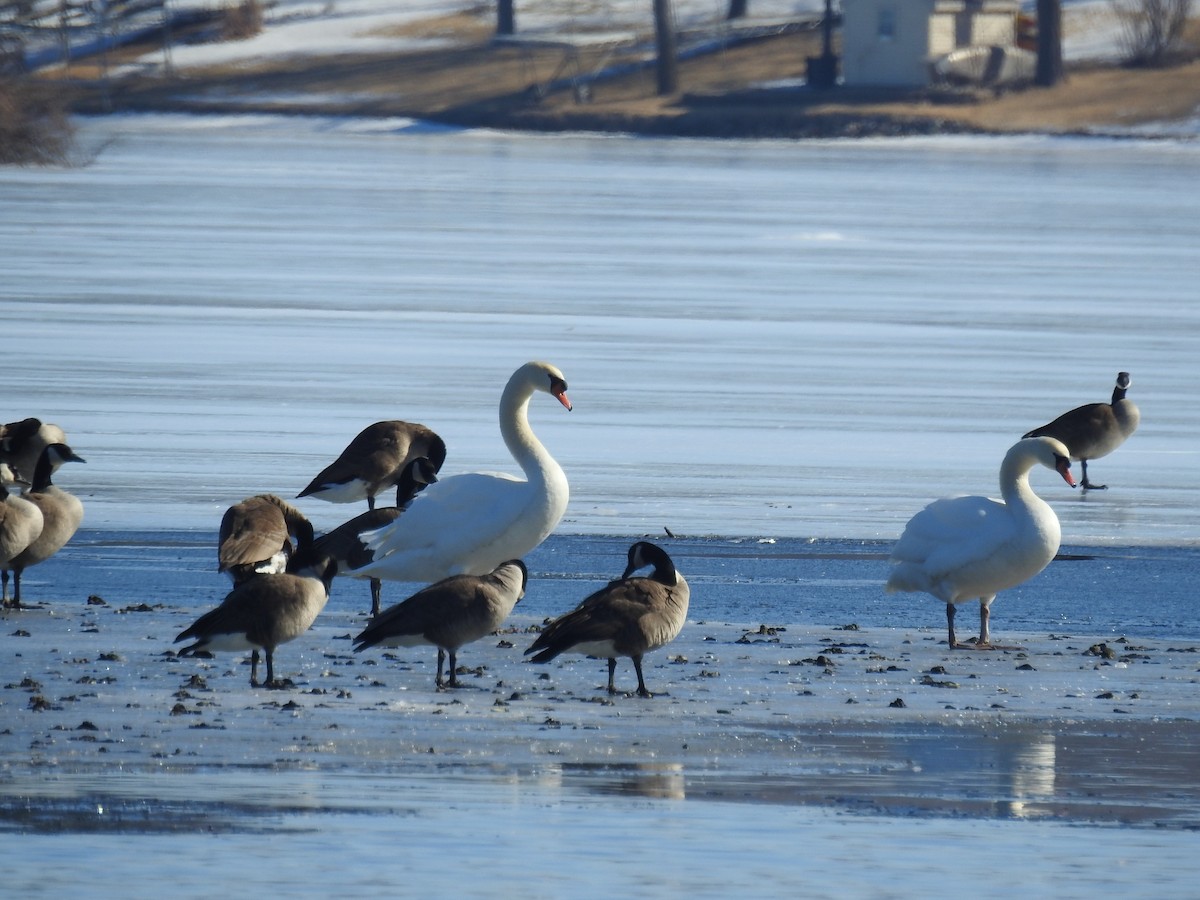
653;0;678;96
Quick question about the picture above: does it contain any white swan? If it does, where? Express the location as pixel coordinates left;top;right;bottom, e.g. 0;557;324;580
886;436;1076;649
348;361;571;584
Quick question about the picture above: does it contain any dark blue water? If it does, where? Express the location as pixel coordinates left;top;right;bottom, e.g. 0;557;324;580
48;530;1200;641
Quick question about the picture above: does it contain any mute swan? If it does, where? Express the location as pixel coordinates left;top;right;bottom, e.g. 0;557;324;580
352;559;527;688
526;542;689;698
4;443;85;609
311;457;439;616
348;361;571;584
886;436;1076;649
218;494;314;585
298;420;446;510
175;555;338;688
1023;371;1140;490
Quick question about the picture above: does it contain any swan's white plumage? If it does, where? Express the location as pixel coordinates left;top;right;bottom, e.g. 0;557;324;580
886;436;1075;647
350;361;570;584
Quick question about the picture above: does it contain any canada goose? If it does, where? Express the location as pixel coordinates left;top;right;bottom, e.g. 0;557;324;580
1;483;45;608
298;420;446;510
1;418;66;484
311;457;438;616
4;442;86;609
1023;371;1140;490
886;436;1076;649
352;559;527;688
218;494;314;585
525;542;689;698
1;462;29;490
348;362;572;585
175;555;338;688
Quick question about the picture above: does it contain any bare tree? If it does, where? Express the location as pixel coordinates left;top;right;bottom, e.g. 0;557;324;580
1113;0;1194;66
654;0;678;95
1035;0;1064;86
497;0;514;35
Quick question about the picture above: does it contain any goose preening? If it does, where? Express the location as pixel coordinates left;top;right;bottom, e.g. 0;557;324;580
352;559;527;688
1;418;66;484
1023;371;1140;491
525;542;689;698
311;457;439;616
3;442;86;609
886;436;1076;650
298;420;446;510
218;494;314;585
347;361;572;585
174;555;338;688
1;483;45;609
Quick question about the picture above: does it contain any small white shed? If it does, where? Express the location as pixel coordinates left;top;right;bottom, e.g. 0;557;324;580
841;0;1021;87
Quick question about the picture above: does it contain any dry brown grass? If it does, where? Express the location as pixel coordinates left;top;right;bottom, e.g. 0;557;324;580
52;10;1200;138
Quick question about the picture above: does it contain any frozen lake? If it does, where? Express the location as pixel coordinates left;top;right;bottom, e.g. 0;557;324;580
2;116;1199;895
2;114;1199;545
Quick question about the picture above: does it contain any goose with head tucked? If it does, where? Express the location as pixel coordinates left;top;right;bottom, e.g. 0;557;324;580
1;418;66;485
352;559;527;688
311;457;439;616
1023;371;1139;491
886;436;1076;650
298;420;446;510
218;494;314;586
4;442;85;609
525;542;689;698
347;361;571;585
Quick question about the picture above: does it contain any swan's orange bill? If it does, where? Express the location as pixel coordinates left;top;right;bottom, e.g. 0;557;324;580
1056;458;1077;488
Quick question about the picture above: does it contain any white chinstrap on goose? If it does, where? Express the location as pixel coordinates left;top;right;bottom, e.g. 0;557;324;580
885;436;1076;650
525;542;689;698
347;361;571;585
1023;371;1140;491
352;559;527;689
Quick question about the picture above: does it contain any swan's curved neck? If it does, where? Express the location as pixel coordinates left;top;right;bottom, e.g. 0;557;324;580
500;379;553;480
999;453;1038;509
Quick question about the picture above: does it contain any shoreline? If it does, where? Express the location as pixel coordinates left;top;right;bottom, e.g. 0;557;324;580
50;13;1200;142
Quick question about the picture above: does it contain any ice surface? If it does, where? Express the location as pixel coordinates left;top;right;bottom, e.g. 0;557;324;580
2;115;1199;896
